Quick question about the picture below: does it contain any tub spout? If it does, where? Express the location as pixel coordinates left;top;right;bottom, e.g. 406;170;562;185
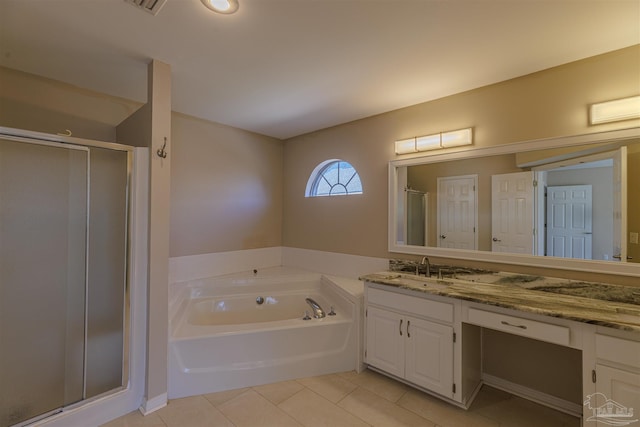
305;298;326;318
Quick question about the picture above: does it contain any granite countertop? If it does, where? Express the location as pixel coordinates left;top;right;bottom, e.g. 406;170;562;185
360;271;640;332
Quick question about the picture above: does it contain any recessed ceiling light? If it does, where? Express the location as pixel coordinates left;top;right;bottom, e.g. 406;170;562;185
201;0;239;14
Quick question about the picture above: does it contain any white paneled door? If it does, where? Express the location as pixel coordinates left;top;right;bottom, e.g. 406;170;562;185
437;175;477;249
491;171;534;254
546;185;593;259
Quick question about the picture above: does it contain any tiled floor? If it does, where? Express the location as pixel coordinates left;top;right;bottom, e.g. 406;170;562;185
102;369;580;427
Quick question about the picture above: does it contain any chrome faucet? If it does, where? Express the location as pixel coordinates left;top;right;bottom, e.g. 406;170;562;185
305;298;326;318
419;256;431;277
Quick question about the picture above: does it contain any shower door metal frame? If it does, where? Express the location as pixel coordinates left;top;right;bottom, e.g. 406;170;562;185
0;127;134;424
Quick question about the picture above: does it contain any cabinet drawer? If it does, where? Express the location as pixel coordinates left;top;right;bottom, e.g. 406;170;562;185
596;334;640;367
467;308;570;346
368;287;454;323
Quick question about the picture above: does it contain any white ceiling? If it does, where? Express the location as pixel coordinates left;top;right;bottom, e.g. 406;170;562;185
1;1;638;140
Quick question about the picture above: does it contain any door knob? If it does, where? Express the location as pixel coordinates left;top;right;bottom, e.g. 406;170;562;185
492;237;501;242
440;235;447;239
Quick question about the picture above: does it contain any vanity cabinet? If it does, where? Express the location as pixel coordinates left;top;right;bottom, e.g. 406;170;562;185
365;285;455;399
363;274;640;422
591;333;640;427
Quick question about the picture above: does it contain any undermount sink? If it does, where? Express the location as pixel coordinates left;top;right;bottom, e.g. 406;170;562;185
384;273;455;290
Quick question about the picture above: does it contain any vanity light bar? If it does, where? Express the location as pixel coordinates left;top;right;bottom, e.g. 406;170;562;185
394;127;473;155
416;133;441;151
394;137;417;154
590;96;640;125
441;128;473;147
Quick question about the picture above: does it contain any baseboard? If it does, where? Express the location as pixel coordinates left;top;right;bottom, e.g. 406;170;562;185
139;393;167;416
482;373;582;417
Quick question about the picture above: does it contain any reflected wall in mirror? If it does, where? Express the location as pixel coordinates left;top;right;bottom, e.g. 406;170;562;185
391;129;640;265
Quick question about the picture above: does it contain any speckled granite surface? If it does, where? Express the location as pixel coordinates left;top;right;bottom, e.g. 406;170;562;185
360;271;640;332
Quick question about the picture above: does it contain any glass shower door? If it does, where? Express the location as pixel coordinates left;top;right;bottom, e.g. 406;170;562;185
0;138;88;426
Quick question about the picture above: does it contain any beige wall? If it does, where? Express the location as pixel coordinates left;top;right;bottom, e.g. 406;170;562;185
282;46;640;268
629;146;640;262
0;66;284;259
169;113;283;257
408;154;523;250
0;66;141;141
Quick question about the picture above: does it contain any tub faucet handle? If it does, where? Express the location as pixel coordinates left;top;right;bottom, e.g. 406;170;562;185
305;297;326;318
328;306;336;316
303;311;311;320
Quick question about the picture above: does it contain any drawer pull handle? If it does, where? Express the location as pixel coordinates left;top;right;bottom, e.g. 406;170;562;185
501;320;527;330
399;319;403;336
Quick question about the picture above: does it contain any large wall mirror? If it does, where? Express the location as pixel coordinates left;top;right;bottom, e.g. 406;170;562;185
389;127;640;277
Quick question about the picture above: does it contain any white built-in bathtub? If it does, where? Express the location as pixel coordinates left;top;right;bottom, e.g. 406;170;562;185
168;268;361;399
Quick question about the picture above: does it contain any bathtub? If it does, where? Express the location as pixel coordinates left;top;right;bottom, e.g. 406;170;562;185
168;268;361;399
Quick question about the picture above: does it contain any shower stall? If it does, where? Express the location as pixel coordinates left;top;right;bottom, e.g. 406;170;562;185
405;189;428;246
0;129;133;427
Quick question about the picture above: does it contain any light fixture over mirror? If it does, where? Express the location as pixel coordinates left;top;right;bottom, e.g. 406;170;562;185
590;96;640;125
201;0;239;14
394;127;473;155
388;127;640;277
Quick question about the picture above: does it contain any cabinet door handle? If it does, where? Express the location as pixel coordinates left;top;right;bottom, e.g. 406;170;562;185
399;319;403;336
501;320;527;330
407;320;411;338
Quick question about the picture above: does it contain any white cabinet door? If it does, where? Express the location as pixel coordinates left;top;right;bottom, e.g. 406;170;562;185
366;306;405;378
591;364;640;427
405;316;454;398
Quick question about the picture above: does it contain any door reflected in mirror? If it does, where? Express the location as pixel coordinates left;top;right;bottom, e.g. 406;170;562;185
393;138;640;263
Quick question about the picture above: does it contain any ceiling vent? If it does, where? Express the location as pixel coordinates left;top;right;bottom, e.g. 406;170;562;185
124;0;168;16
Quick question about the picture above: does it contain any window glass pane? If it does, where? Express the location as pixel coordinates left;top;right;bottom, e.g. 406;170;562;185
346;173;363;194
315;178;332;196
338;162;356;185
307;159;363;197
330;184;347;195
322;163;339;186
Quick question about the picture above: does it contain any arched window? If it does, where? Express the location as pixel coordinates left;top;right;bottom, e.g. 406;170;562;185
306;159;363;197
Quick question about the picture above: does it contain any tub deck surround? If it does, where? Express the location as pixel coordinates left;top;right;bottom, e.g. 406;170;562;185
168;267;362;399
360;271;640;332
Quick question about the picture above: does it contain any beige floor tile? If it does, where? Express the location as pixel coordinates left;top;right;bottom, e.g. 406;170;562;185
477;394;579;427
398;389;498;427
155;395;234;427
203;387;250;407
100;410;167;427
467;385;512;412
339;369;407;403
253;380;305;405
296;373;358;403
218;389;302;427
339;387;436;427
279;388;370;427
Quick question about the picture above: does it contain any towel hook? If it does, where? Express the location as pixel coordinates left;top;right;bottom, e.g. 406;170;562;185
157;137;168;159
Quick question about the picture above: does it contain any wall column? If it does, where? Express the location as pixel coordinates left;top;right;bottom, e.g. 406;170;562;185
142;59;171;413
